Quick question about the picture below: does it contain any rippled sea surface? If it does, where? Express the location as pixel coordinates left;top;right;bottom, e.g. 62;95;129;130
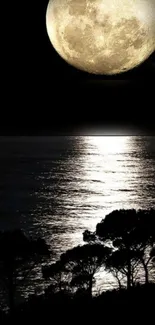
0;136;155;294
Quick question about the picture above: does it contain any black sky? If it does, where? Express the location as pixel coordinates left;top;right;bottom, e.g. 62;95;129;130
3;1;155;135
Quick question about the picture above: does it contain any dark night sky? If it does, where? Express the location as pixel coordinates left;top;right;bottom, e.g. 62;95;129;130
3;1;155;135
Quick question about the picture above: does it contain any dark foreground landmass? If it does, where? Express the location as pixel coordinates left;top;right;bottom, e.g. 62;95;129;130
0;208;155;323
1;283;155;323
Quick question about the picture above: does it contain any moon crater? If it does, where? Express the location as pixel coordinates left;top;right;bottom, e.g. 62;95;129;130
46;0;155;75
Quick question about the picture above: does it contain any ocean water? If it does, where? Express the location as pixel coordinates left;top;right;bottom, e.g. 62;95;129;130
0;135;155;295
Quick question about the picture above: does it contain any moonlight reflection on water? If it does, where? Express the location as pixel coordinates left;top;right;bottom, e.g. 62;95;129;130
34;136;155;260
0;136;155;293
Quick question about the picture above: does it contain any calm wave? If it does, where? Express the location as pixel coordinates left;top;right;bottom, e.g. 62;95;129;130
0;136;155;293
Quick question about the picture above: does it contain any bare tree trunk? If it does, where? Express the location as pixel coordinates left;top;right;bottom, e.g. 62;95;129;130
114;271;122;289
131;272;134;287
127;252;131;290
141;259;149;285
88;275;93;298
143;263;149;285
127;274;131;289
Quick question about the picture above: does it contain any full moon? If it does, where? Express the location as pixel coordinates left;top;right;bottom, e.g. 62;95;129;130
46;0;155;75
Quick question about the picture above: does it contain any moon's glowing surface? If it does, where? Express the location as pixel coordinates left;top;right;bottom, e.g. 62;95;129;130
46;0;155;75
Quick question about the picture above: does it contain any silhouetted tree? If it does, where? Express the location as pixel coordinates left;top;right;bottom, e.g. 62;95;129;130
62;244;111;297
83;230;96;243
84;209;155;288
43;244;111;298
130;210;155;284
43;260;69;294
0;229;50;315
105;248;140;288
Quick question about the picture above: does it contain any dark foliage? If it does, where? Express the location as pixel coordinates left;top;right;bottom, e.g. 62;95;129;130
43;243;111;297
0;229;50;314
84;209;155;288
1;209;155;323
